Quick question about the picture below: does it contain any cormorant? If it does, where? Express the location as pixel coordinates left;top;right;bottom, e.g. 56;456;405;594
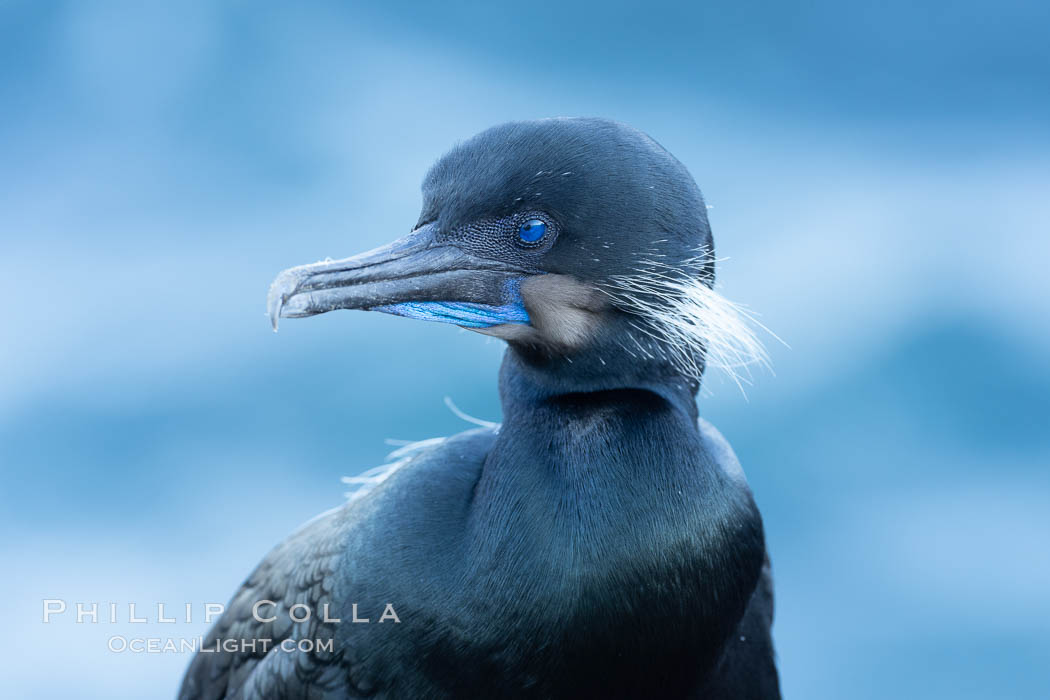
180;118;780;699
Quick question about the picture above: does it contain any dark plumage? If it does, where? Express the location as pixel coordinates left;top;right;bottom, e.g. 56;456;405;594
180;118;780;699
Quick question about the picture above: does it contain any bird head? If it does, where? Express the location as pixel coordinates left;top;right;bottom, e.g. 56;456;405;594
268;118;767;388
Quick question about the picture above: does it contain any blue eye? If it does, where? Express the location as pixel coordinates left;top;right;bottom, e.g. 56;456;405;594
518;218;547;244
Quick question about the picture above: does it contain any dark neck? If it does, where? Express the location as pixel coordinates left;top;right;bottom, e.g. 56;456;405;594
499;343;701;421
457;345;762;696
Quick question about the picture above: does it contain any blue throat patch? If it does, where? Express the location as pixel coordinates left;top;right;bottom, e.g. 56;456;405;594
374;279;530;329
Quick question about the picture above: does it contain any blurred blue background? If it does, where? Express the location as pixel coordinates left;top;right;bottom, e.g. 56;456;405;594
2;1;1048;697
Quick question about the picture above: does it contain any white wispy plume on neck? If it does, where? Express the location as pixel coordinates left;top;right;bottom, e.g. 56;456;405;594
602;249;783;395
342;397;499;502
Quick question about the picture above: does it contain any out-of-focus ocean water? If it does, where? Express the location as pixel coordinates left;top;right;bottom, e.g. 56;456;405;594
2;2;1047;697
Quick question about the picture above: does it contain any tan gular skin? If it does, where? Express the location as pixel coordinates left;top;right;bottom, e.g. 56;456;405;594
476;274;610;351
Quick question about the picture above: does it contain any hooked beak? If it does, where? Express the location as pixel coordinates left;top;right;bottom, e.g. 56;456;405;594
267;224;531;331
